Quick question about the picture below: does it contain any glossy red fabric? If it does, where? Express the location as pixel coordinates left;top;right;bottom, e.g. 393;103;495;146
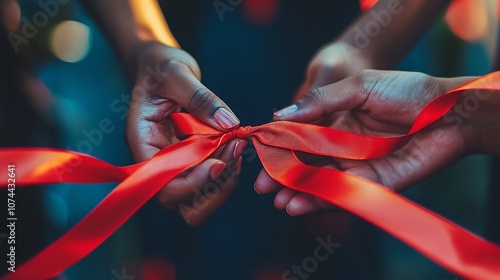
2;73;500;280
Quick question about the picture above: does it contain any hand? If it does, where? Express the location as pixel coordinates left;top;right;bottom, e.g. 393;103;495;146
255;70;473;216
294;42;373;101
127;42;242;225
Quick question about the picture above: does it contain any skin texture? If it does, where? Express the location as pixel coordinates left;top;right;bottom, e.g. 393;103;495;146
83;0;454;223
255;70;494;216
84;0;242;225
295;0;450;101
255;0;453;216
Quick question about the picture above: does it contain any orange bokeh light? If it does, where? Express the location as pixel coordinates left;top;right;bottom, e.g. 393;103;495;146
445;0;489;42
359;0;378;11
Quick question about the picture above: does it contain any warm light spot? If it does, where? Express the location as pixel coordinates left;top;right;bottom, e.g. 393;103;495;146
141;258;176;280
445;0;489;42
30;153;76;179
129;0;179;48
360;0;378;11
1;0;21;32
50;20;91;63
253;266;286;280
244;0;279;25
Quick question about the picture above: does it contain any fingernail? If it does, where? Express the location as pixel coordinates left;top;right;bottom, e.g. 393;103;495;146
254;183;262;194
210;162;226;180
236;156;243;175
233;140;248;160
286;204;296;216
213;108;240;129
274;104;298;118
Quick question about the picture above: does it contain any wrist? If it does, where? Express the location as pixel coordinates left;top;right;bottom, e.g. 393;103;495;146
132;42;201;81
309;41;376;82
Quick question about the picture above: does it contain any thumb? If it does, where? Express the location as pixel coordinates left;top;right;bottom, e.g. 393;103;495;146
166;66;240;131
274;77;367;122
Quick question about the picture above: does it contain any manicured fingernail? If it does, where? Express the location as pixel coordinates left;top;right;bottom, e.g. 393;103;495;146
274;104;298;118
210;162;226;180
213;108;239;129
233;140;248;160
236;156;243;175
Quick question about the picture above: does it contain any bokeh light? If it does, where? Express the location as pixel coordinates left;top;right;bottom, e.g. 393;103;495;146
1;0;21;32
244;0;279;25
50;20;91;63
359;0;378;11
253;266;286;280
445;0;489;42
141;258;176;280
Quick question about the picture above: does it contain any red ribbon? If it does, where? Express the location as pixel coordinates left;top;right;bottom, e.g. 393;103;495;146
2;72;500;280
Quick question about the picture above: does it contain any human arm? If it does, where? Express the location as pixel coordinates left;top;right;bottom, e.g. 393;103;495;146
295;0;451;100
256;70;500;215
83;0;242;225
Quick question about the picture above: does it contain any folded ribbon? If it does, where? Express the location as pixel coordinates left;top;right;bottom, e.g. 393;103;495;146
2;72;500;280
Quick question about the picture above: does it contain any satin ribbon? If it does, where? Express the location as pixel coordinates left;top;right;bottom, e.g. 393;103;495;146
2;72;500;280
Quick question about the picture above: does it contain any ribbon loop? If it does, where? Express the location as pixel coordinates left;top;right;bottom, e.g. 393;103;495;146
3;72;500;280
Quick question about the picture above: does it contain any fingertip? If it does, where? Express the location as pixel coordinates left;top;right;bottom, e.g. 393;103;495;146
286;194;318;216
274;188;297;210
212;107;240;130
285;204;295;216
254;169;280;194
233;140;248;160
209;161;226;181
273;104;298;120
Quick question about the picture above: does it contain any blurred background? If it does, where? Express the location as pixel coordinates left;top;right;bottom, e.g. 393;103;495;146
0;0;498;279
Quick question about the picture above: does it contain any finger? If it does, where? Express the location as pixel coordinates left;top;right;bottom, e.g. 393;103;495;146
157;158;227;210
158;137;243;208
218;139;247;163
367;130;464;192
286;193;335;216
254;169;283;194
159;61;240;131
180;168;239;226
273;75;367;123
274;188;300;210
126;99;180;162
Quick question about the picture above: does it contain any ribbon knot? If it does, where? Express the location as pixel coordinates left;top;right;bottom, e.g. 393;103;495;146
230;125;253;139
3;73;500;280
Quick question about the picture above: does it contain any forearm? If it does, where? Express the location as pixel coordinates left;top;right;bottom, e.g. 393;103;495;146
337;0;450;69
83;0;179;77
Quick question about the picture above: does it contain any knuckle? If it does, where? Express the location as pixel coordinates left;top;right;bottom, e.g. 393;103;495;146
358;69;382;98
302;86;326;105
188;87;216;113
421;74;443;98
157;59;190;78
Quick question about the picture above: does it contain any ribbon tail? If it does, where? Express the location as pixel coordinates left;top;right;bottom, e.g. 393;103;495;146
2;136;221;280
253;140;500;280
0;148;143;186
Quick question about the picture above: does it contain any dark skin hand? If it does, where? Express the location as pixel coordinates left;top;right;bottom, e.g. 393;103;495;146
255;70;481;216
84;0;243;226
